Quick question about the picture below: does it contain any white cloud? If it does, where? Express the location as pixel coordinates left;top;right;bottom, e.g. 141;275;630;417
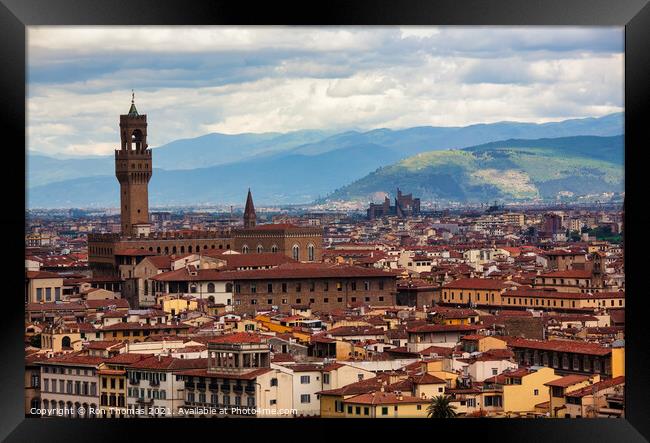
27;26;624;156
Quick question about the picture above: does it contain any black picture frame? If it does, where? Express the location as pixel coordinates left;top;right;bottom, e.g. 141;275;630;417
2;0;648;441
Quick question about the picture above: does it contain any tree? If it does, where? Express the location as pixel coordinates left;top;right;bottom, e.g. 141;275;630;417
427;395;458;418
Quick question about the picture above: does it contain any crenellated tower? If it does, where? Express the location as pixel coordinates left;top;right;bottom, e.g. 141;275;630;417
115;91;152;236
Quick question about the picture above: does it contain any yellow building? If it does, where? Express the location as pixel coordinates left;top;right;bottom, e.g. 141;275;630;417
41;324;83;352
501;289;624;311
98;368;127;418
611;345;625;378
491;367;558;414
342;391;429;418
26;271;64;303
461;335;507;353
160;295;198;318
545;374;601;417
441;278;514;306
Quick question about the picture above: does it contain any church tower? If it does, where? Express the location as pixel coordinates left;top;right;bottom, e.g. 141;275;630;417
115;92;152;236
243;188;256;228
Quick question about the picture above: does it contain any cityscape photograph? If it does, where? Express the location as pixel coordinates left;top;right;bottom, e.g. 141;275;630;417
25;26;625;419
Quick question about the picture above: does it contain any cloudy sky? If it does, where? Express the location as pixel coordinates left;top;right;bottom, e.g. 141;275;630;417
27;26;623;157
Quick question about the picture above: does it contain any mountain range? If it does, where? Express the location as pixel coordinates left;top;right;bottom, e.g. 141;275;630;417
27;113;624;208
323;135;624;204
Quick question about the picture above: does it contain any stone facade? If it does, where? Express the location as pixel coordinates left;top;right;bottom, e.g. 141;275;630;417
116;99;152;236
232;225;323;263
230;272;397;315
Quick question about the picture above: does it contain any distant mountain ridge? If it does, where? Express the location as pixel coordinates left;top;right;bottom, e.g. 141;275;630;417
27;113;623;208
323;135;624;205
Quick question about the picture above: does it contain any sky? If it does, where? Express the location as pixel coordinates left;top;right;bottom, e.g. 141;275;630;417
27;26;624;157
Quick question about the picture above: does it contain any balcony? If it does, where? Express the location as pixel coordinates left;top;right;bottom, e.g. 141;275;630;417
208;383;219;391
129;379;140;386
220;384;231;392
233;385;243;394
245;386;256;394
150;379;160;387
184;382;195;390
196;383;206;391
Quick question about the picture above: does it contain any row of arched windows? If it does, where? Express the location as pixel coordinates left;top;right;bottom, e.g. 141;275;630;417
146;244;231;255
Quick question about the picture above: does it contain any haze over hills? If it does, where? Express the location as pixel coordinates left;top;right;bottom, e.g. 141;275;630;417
324;135;624;205
27;113;624;208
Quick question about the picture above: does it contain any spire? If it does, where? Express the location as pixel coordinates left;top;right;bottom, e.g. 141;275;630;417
243;188;256;228
128;89;139;116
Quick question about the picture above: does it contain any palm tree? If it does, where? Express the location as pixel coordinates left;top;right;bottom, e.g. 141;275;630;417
427;395;458;418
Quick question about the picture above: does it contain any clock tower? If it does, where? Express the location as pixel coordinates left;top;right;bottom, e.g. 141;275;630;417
115;92;152;236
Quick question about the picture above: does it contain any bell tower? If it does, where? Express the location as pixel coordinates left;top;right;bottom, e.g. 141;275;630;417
115;91;152;236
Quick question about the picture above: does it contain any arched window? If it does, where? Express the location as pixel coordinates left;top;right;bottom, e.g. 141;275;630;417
61;336;71;349
164;247;169;254
242;245;249;254
180;246;185;253
226;283;233;292
207;283;215;293
257;245;264;253
190;284;198;294
157;247;161;254
271;244;278;253
148;247;153;252
307;244;315;261
131;129;144;150
172;246;177;254
292;244;300;261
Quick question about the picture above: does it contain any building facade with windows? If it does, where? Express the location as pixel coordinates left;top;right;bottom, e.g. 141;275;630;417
177;336;294;417
37;354;104;418
219;264;398;315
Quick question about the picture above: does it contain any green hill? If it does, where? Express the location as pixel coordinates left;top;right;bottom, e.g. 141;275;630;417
323;135;623;204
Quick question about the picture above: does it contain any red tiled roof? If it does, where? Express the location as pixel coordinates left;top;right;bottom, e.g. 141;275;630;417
328;326;386;337
26;271;62;279
84;340;126;350
544;374;591;388
175;367;272;380
407;324;481;333
538;270;593;279
565;376;625;397
344;391;428;405
85;299;130;310
129;356;208;371
208;332;266;344
501;337;612;356
37;353;106;367
106;353;153;365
